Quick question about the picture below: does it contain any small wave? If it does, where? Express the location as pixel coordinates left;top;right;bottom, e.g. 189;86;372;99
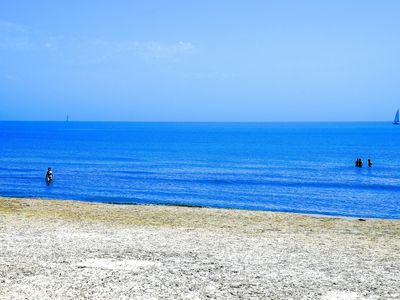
99;174;400;192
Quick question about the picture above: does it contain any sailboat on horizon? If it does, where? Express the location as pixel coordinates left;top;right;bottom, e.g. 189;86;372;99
393;109;399;125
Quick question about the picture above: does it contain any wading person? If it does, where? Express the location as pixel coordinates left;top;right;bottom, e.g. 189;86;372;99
45;167;53;184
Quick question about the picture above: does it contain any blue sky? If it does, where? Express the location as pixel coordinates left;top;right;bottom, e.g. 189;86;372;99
1;0;399;121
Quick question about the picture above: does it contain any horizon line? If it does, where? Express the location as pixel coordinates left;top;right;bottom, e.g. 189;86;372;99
0;120;393;123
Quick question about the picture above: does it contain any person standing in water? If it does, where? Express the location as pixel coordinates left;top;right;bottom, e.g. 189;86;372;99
368;159;372;167
355;158;363;167
46;167;53;184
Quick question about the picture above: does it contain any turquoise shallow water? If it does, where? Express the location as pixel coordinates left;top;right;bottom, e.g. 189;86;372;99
0;121;399;219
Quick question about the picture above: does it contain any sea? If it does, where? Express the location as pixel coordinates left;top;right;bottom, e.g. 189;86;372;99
0;121;399;219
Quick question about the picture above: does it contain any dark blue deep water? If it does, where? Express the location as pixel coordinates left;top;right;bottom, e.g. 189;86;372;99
0;122;399;219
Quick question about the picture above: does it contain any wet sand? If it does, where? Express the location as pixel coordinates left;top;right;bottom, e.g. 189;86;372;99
0;197;399;299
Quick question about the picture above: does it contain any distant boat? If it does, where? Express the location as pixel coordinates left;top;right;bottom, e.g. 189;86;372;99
393;109;400;125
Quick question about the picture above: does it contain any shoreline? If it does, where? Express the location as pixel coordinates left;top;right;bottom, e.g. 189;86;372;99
1;196;399;299
2;195;397;221
2;196;398;231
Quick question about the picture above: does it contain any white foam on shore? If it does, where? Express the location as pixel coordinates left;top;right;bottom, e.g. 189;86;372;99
76;258;160;271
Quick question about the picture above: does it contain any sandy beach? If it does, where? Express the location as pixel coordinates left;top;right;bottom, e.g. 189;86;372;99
0;197;399;299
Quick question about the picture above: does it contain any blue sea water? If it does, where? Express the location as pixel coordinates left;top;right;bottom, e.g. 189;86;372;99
0;121;399;219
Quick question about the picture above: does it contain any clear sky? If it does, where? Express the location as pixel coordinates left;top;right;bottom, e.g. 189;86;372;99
1;0;399;121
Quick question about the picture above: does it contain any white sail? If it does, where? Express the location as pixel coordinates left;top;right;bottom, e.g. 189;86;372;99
393;109;399;124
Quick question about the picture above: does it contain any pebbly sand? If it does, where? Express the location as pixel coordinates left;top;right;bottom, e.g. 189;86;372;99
0;197;399;299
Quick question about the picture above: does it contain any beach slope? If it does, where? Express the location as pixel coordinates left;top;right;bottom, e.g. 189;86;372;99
0;197;399;299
